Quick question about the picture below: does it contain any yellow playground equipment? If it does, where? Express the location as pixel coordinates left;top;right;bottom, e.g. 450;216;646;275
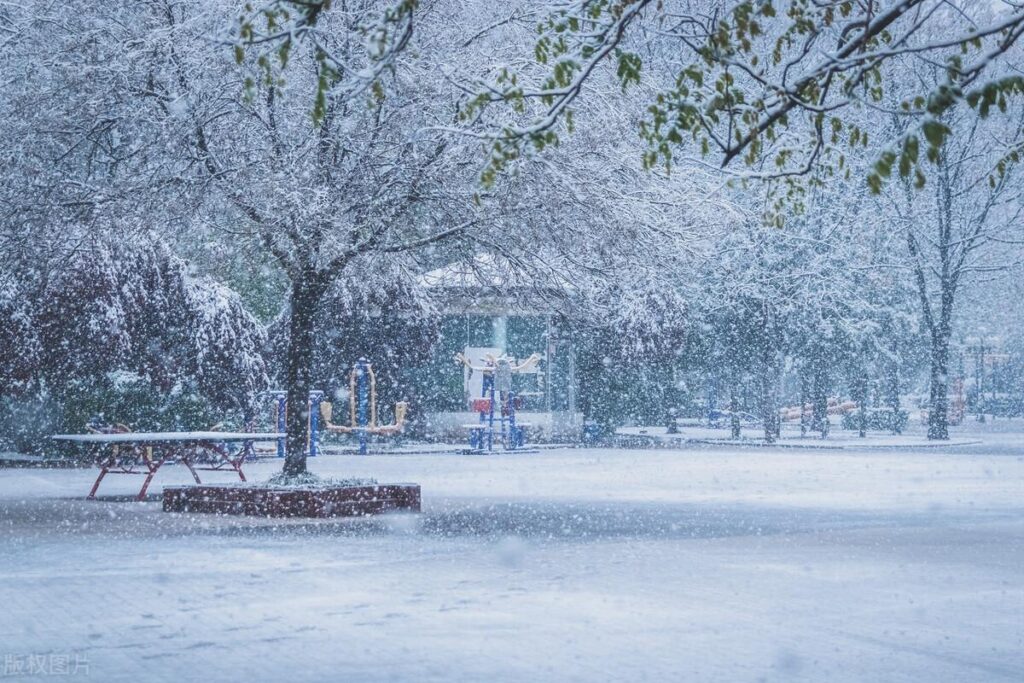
319;358;408;453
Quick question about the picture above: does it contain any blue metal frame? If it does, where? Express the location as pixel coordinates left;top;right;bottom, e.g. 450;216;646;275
508;389;523;449
273;391;287;458
307;391;324;457
268;360;377;458
355;358;371;455
270;390;324;458
470;367;527;452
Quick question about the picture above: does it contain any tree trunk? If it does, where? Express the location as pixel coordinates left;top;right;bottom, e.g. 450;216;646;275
854;371;868;438
729;382;741;439
927;329;950;440
975;343;986;423
760;372;778;444
282;273;324;476
665;368;679;434
799;372;808;438
758;306;779;445
810;360;829;439
886;356;901;435
707;376;717;428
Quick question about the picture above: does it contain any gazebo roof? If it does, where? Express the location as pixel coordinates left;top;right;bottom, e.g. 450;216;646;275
419;253;571;315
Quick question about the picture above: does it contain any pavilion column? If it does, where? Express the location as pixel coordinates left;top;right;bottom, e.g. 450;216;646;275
493;315;508;352
545;317;580;441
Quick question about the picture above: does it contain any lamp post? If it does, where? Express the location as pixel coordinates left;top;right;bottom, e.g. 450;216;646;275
977;338;986;423
989;336;1003;420
968;331;990;423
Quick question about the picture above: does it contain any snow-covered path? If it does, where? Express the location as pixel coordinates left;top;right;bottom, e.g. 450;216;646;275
1;445;1022;682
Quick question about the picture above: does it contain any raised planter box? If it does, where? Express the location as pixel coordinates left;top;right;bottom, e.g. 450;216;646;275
163;483;420;518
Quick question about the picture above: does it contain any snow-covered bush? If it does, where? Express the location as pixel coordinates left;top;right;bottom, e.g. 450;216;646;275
0;235;269;454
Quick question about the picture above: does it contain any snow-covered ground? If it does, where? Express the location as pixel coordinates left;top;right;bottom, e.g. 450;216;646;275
615;424;985;448
616;417;1022;449
1;437;1022;682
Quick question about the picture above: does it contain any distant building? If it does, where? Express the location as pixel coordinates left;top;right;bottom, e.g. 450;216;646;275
413;254;581;442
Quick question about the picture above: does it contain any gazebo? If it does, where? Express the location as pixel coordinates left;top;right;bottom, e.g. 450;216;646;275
416;254;581;442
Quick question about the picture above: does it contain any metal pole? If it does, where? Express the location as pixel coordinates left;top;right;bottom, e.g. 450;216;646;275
307;391;324;457
274;391;287;458
487;373;495;452
357;359;370;455
977;342;986;423
508;388;519;449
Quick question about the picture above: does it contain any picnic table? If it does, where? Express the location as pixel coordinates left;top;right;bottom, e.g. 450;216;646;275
51;431;284;501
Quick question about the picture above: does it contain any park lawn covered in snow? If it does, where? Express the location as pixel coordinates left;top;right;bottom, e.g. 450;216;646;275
1;443;1022;682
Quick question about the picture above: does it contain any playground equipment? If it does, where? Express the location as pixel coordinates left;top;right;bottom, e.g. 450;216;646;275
456;351;541;453
265;390;325;458
319;358;409;455
264;360;408;456
778;398;858;422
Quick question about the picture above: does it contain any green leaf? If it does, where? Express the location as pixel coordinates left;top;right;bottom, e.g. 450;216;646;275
921;120;948;149
905;136;918;164
875;150;896;178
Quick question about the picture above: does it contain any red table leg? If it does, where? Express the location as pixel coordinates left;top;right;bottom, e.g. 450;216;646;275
136;448;171;501
87;450;115;500
84;439;254;501
199;441;247;482
180;448;203;485
233;448;248;483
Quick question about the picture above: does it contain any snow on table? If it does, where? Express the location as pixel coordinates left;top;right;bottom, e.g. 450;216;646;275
52;432;285;500
1;443;1022;682
52;431;284;444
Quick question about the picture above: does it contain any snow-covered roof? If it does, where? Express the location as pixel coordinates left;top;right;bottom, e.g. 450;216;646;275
418;253;576;316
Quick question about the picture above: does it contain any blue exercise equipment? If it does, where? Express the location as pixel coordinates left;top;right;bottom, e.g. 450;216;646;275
458;352;540;453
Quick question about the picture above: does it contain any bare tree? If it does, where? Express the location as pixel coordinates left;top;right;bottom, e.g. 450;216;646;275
888;111;1024;438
